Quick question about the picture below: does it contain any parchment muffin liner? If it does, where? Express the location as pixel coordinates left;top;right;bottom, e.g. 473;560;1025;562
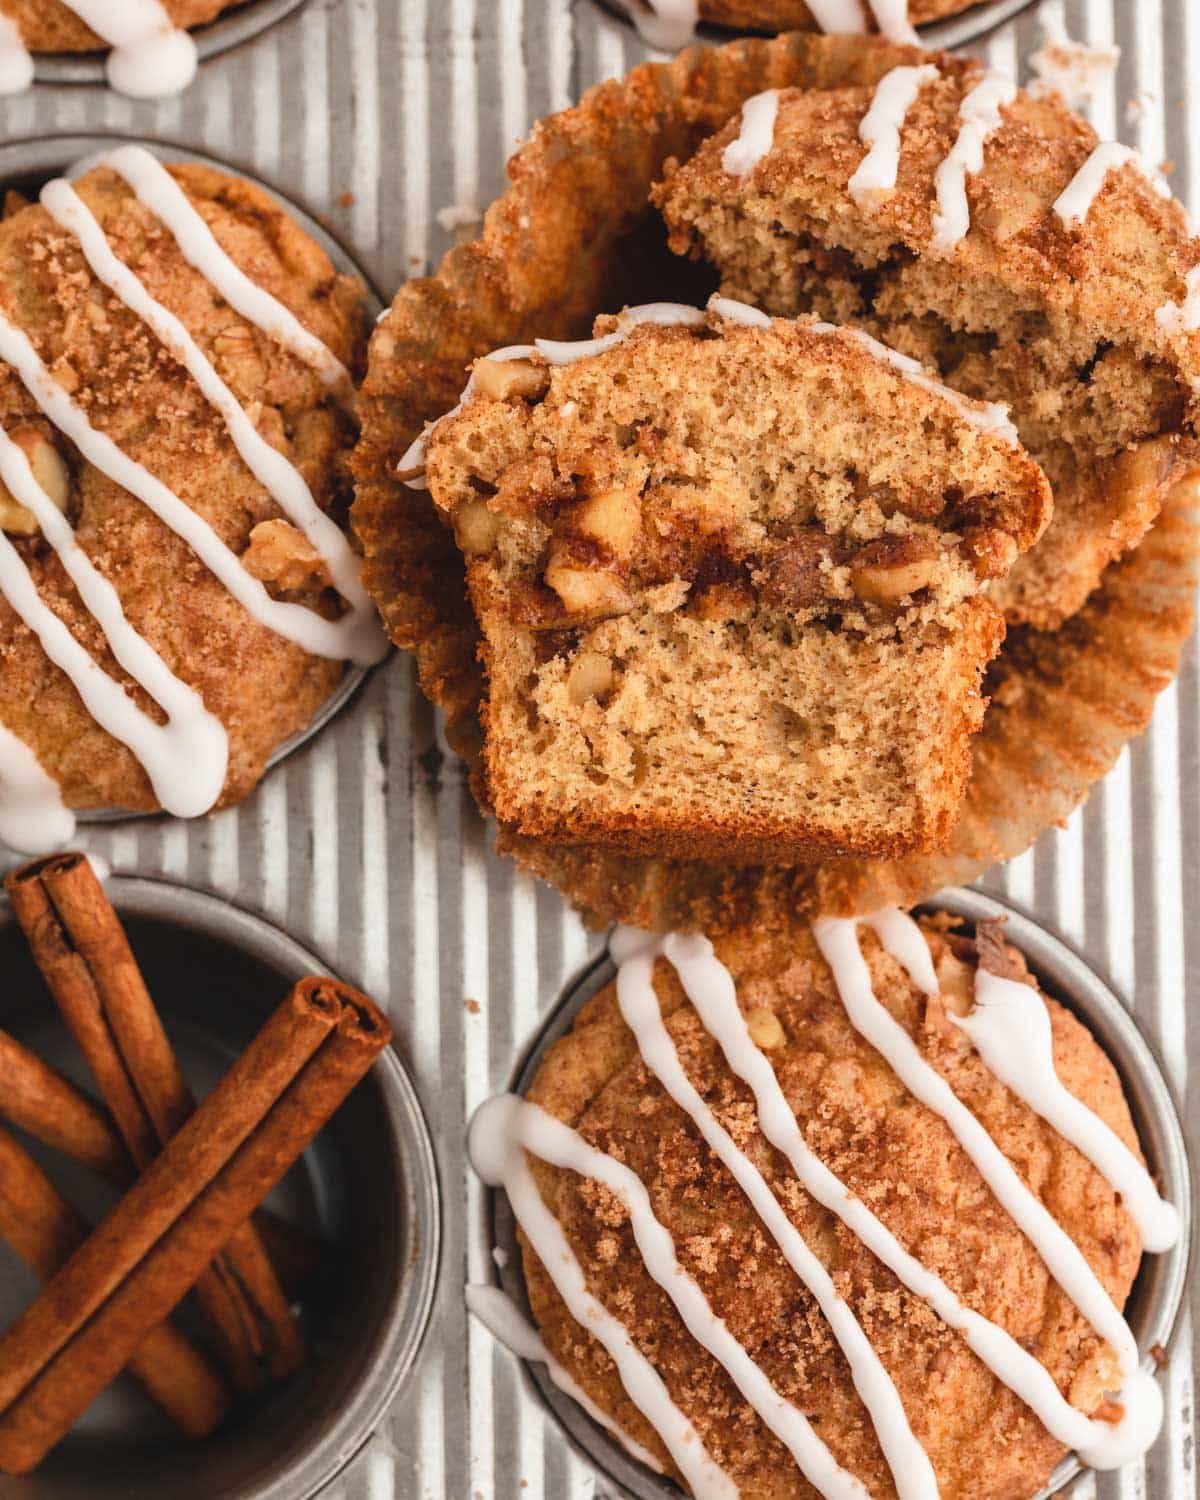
352;31;1200;932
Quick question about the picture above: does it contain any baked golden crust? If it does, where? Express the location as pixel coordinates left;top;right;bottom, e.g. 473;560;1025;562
353;31;1200;923
0;162;368;814
520;914;1143;1499
0;1;233;52
655;62;1200;628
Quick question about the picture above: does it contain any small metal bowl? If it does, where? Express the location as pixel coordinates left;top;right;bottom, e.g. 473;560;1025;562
599;0;1037;49
31;0;311;87
484;888;1192;1500
0;133;386;833
0;875;439;1500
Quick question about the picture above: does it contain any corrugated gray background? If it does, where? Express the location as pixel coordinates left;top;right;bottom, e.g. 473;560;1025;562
0;0;1193;1495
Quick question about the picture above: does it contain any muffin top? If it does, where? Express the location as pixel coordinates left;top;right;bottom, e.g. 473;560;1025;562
0;152;380;839
495;910;1155;1499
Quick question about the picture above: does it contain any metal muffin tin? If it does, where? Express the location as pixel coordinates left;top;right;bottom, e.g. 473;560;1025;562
29;1;311;87
483;888;1192;1500
596;0;1038;48
0;2;1196;1498
0;133;386;828
0;874;439;1500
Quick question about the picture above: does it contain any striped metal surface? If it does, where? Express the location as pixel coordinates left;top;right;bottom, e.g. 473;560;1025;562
0;0;1194;1496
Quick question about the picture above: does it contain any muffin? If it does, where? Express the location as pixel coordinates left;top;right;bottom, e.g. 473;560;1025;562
655;54;1200;628
472;907;1176;1498
353;31;1199;926
0;1;232;53
419;302;1049;863
0;148;383;851
633;0;989;44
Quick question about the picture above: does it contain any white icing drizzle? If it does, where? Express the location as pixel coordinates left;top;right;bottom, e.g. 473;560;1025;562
0;17;33;96
99;148;356;410
616;935;936;1500
535;302;705;365
0;427;228;820
468;1094;737;1500
1157;267;1200;335
849;65;940;208
1053;142;1172;230
0;721;74;853
816;912;1167;1469
59;1;197;99
707;295;772;328
864;0;921;46
399;304;705;489
722;91;780;178
465;1285;665;1473
40;176;383;664
630;0;700;52
930;71;1017;255
954;968;1181;1253
816;323;1018;444
0;298;381;674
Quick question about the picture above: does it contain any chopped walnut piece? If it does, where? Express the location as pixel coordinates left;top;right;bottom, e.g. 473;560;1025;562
573;487;641;559
961;525;1018;580
472;356;549;403
851;536;937;604
544;558;633;618
0;428;71;536
242;519;331;593
566;650;614;705
454;496;500;554
746;1007;785;1050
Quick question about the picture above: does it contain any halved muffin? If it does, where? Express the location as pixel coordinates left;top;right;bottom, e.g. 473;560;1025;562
421;303;1049;863
655;55;1200;627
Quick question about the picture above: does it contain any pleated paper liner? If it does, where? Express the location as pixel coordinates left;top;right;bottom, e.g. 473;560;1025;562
352;31;1200;931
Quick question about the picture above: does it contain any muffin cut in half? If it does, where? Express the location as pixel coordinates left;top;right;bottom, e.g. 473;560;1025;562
473;907;1173;1499
655;51;1200;627
422;302;1050;864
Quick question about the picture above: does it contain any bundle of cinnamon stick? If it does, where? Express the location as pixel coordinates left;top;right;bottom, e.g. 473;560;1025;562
0;852;392;1474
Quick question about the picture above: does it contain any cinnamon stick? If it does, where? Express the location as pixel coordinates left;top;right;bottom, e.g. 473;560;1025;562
0;1125;229;1439
0;979;389;1475
5;853;304;1387
0;1028;129;1184
0;1027;324;1292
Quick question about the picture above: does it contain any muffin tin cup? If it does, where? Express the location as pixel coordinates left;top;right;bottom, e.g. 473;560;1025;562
30;1;311;86
483;888;1192;1500
0;132;386;832
0;874;439;1500
598;0;1038;48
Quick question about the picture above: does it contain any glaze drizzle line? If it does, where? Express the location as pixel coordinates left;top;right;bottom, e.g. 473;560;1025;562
0;1;197;100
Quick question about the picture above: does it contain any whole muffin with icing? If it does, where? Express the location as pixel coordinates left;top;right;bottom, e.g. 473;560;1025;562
420;302;1049;864
0;1;232;53
654;45;1200;628
490;911;1161;1499
0;152;380;845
